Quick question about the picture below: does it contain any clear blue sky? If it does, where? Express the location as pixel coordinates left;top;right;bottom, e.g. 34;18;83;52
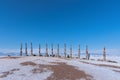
0;0;120;51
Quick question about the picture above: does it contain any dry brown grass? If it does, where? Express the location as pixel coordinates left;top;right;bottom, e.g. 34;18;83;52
20;61;93;80
31;68;48;74
46;63;93;80
20;61;37;66
98;64;120;69
113;70;120;73
0;68;20;78
80;61;120;69
97;59;118;63
32;62;93;80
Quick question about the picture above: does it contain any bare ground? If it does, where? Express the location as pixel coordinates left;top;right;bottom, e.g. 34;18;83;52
20;61;37;66
46;63;93;80
20;61;93;80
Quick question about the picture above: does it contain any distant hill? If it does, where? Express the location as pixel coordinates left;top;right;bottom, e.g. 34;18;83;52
0;52;18;56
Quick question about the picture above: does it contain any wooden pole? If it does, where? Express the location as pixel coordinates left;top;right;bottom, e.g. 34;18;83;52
86;45;88;60
25;43;28;56
39;44;41;56
51;44;53;56
31;42;33;56
46;44;49;57
78;44;80;59
103;47;106;61
57;44;59;57
64;43;66;58
20;43;22;56
70;45;72;58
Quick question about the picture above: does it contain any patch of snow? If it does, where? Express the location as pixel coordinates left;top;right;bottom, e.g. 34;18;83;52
0;56;120;80
67;60;120;80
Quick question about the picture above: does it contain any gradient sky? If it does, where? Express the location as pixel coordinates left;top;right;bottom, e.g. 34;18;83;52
0;0;120;54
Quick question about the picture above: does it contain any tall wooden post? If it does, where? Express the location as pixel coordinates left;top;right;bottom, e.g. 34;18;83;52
20;43;22;56
51;44;53;56
64;43;66;58
39;44;41;56
57;44;59;57
70;45;72;58
86;45;88;60
46;44;49;57
25;43;28;56
78;44;80;59
31;42;33;56
103;47;106;61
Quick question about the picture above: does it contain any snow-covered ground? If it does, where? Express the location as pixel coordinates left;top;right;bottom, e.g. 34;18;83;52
0;56;120;80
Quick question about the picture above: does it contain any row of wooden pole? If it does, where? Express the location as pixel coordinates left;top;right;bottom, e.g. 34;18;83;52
20;43;106;61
